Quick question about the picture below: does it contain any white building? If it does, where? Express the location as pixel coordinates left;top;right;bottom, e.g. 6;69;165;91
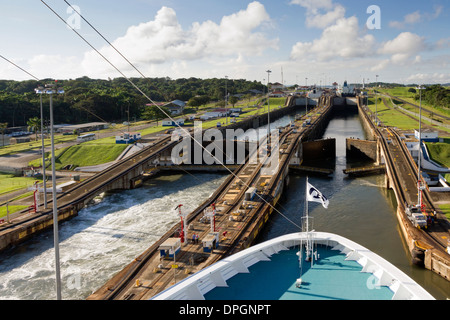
414;129;438;142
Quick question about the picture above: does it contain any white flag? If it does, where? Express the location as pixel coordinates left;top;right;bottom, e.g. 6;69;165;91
306;182;329;209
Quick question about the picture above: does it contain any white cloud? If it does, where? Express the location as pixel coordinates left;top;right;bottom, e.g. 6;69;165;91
290;16;376;61
305;5;346;29
290;0;345;29
81;2;278;77
290;0;334;11
379;32;426;55
370;59;390;72
389;6;443;29
27;54;82;80
405;73;450;84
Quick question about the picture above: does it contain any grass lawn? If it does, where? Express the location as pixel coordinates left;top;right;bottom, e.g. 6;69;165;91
367;98;419;129
0;173;41;196
379;87;450;118
0;205;29;218
29;136;128;170
0;135;76;157
425;141;450;167
51;144;127;170
438;203;450;221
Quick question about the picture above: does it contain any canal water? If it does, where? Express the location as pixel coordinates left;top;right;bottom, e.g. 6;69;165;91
0;108;448;299
256;108;450;300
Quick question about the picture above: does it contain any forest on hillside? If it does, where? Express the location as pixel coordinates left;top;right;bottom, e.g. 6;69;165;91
0;77;266;127
419;85;450;111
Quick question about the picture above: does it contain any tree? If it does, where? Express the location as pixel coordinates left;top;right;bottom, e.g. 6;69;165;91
0;122;8;147
187;95;210;112
27;117;41;141
408;88;416;94
187;96;203;112
229;96;239;107
141;104;170;126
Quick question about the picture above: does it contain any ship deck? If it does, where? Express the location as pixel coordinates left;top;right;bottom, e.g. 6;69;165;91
152;232;435;300
204;246;394;300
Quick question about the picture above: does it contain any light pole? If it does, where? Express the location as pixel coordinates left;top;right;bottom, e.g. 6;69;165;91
225;76;228;125
305;77;308;114
416;85;425;208
266;70;271;144
375;75;379;125
35;86;48;209
44;82;64;300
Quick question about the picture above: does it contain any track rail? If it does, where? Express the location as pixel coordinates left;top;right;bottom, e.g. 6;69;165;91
0;136;174;233
95;100;336;300
96;129;294;300
358;98;448;251
389;129;448;250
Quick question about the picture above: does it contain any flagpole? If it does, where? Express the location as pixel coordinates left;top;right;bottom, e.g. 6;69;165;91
305;176;312;266
305;176;309;232
305;176;308;226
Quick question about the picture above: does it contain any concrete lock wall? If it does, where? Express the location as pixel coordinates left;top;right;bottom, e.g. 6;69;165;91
302;139;336;162
346;138;377;161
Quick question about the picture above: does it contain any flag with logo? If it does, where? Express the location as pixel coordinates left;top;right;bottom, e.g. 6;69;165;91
306;182;329;209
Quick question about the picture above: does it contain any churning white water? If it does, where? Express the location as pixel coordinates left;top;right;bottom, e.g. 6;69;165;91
0;173;226;300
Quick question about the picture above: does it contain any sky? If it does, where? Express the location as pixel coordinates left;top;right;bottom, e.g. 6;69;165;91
0;0;449;85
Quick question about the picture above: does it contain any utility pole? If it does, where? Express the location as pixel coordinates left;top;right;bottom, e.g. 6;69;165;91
375;75;379;125
35;86;48;209
416;85;425;209
266;70;272;145
305;77;308;114
225;76;228;125
45;81;64;300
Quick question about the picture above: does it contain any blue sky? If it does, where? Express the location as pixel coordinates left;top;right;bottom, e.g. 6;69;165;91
1;0;449;85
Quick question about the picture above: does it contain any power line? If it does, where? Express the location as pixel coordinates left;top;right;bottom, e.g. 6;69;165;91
0;55;40;81
40;0;301;229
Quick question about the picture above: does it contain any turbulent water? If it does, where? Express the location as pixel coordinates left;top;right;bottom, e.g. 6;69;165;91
0;173;226;300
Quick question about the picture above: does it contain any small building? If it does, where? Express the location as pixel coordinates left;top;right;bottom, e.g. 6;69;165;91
307;88;324;98
247;89;263;95
58;122;108;134
162;118;185;126
115;132;141;144
200;112;222;120
415;129;438;142
270;82;284;91
23;166;42;177
269;91;285;97
212;108;230;117
167;100;186;115
9;136;31;144
159;238;181;259
202;232;219;253
405;140;420;160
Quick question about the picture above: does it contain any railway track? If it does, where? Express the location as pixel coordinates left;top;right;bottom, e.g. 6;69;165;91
89;127;297;300
0;136;174;233
88;100;334;300
388;129;449;250
359;99;448;252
